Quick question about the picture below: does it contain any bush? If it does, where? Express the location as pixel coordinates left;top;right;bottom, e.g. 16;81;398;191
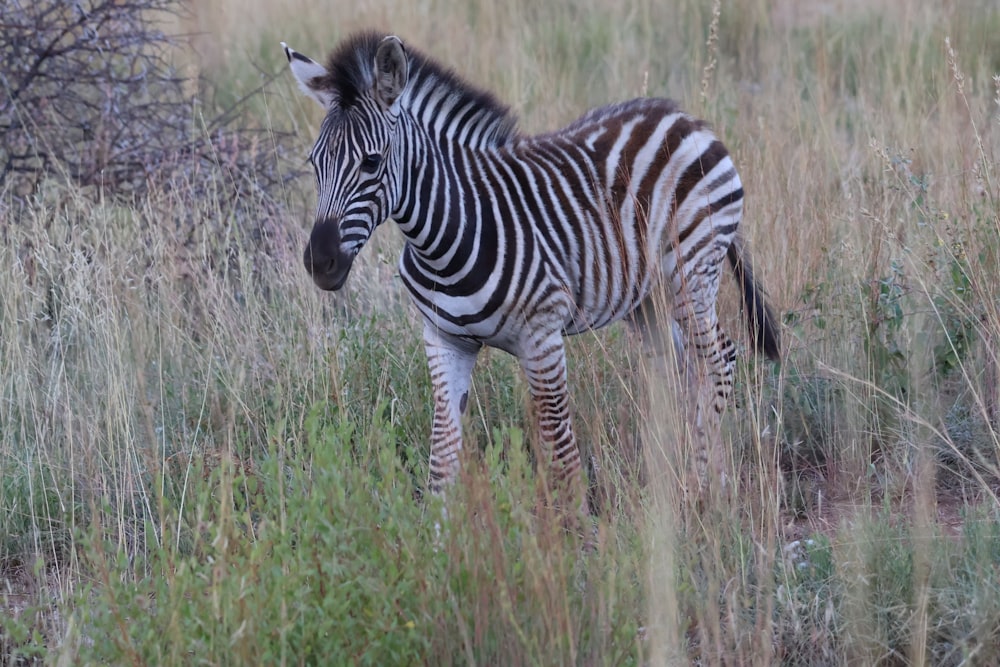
0;0;299;228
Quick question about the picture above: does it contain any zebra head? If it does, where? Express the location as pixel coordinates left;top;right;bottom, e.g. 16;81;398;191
283;35;408;291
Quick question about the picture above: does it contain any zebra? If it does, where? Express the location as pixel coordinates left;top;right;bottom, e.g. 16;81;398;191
282;31;780;518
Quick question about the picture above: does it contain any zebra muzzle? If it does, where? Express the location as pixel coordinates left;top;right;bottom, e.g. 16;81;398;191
304;220;354;291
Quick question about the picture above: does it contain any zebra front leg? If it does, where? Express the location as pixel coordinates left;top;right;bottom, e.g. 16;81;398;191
520;332;591;522
423;324;480;519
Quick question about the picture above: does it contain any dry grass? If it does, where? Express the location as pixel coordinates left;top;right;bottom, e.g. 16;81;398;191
3;0;1000;664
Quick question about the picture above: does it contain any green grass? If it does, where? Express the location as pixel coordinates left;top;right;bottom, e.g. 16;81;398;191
4;0;1000;664
66;415;646;665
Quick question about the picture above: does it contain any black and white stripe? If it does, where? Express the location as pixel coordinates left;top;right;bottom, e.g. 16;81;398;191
284;31;780;513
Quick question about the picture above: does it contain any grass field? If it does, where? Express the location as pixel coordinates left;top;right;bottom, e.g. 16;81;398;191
3;0;1000;664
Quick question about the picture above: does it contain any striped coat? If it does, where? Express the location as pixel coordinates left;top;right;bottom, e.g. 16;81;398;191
284;31;779;517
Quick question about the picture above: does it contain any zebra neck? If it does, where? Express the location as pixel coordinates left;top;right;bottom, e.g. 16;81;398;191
400;69;518;151
391;136;498;278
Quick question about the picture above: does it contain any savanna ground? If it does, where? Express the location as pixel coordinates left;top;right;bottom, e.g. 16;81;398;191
2;0;1000;664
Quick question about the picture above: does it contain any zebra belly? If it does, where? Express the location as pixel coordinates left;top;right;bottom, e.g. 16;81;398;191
559;264;659;335
399;249;657;351
562;287;652;335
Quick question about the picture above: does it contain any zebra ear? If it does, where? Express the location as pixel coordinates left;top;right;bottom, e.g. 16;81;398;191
373;36;408;108
282;42;336;109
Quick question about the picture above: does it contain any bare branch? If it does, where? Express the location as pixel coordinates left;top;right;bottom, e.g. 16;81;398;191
0;0;302;221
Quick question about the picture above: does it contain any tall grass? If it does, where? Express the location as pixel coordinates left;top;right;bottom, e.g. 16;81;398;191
3;0;1000;664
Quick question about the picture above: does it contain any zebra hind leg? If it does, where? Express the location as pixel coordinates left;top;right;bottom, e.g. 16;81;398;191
628;293;699;499
630;286;737;503
672;298;735;498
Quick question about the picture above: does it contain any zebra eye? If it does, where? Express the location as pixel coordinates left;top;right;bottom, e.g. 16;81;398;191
360;153;382;173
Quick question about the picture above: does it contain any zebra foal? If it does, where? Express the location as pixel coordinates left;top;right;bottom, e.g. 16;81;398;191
283;31;779;518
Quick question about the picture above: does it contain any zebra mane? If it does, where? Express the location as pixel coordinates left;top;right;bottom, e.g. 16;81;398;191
323;31;519;147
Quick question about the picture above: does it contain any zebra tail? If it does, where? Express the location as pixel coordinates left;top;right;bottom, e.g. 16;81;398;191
726;240;781;361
